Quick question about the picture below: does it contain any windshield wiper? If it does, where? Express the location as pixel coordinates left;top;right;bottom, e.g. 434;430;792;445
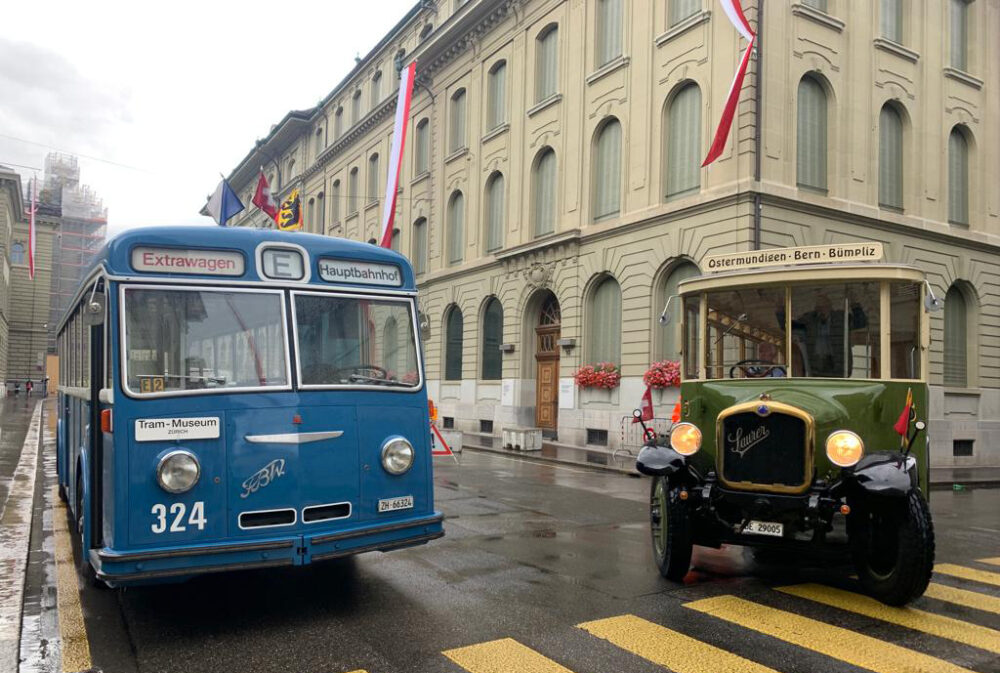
347;374;412;387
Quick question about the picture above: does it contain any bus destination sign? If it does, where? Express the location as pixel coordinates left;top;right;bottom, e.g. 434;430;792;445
704;242;883;273
131;247;245;276
318;259;403;287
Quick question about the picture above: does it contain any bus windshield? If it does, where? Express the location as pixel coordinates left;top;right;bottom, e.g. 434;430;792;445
123;287;289;394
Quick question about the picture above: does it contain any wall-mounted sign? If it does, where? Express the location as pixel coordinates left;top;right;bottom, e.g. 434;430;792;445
260;247;305;280
704;242;883;273
132;247;245;276
135;416;220;442
317;259;402;286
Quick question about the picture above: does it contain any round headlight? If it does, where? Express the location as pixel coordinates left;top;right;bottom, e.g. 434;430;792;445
826;430;864;467
157;450;200;493
669;422;702;456
381;438;415;475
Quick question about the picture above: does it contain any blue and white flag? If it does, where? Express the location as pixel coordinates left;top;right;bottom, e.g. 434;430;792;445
206;178;245;226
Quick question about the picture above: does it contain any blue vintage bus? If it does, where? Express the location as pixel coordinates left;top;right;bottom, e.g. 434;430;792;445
56;226;443;585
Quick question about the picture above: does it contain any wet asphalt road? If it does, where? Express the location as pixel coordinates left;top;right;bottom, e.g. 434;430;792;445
56;448;1000;673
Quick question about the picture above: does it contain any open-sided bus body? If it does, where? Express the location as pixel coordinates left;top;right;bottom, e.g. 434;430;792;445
56;226;442;586
636;252;936;605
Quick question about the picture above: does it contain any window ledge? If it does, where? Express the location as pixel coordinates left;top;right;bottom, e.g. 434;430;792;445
365;200;379;211
873;37;919;63
481;123;509;143
655;10;711;46
790;4;845;32
445;146;469;164
948;219;970;229
586;55;630;85
943;67;983;90
527;94;562;118
943;387;981;396
410;170;430;186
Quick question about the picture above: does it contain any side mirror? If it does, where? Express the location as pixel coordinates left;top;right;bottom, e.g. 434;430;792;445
83;293;106;326
924;281;944;313
632;408;643;419
658;295;676;326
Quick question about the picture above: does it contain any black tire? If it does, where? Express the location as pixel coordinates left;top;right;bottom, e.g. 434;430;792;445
58;483;68;503
650;476;693;581
849;489;934;606
74;472;105;589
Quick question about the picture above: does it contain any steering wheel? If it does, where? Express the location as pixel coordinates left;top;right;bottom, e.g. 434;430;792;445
334;365;389;381
730;359;786;379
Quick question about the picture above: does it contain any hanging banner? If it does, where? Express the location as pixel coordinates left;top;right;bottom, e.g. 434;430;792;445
277;188;303;231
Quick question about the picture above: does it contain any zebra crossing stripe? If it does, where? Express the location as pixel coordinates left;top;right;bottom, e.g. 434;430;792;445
684;595;975;673
443;638;575;673
777;584;1000;654
578;614;779;673
923;583;1000;615
977;557;1000;567
935;564;1000;588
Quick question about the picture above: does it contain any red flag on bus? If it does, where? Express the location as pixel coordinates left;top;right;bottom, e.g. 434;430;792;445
894;388;914;436
633;386;655;423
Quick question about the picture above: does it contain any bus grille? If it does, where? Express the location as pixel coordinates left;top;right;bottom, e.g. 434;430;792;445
719;410;809;492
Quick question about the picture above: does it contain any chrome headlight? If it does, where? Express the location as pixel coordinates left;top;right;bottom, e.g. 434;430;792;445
825;430;864;467
670;422;702;456
157;450;200;493
381;437;414;475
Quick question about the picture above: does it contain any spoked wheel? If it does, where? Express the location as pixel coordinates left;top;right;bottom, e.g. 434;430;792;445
650;476;693;581
848;489;934;606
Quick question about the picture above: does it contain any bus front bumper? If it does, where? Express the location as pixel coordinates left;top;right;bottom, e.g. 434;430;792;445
91;512;444;585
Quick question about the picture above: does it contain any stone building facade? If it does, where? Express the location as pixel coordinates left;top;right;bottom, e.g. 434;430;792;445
223;0;1000;469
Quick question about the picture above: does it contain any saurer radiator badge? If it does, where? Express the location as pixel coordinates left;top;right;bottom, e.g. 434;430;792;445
727;426;771;457
241;459;285;498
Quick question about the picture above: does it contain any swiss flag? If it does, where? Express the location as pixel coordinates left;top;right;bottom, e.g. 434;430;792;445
252;171;279;222
633;386;655;423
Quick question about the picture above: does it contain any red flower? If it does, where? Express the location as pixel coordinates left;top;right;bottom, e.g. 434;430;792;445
574;362;621;389
643;360;681;389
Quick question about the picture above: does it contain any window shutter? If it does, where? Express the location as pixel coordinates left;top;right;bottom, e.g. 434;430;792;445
796;77;828;191
445;309;464;381
950;0;968;70
481;299;503;380
593;120;622;219
669;0;699;27
533;150;556;237
415;120;429;174
450;91;466;152
948;129;969;225
486;174;505;252
331;182;341;224
597;0;622;67
489;63;507;129
881;0;903;43
666;84;701;198
878;105;903;209
944;286;967;387
348;169;359;213
413;218;427;274
536;28;558;102
588;278;622;363
367;155;379;203
448;192;464;264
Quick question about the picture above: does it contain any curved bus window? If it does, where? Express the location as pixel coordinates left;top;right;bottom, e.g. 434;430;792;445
890;282;921;379
293;294;419;387
123;288;289;394
788;283;879;378
705;288;788;380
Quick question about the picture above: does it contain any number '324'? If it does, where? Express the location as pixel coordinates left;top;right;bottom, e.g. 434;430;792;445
151;502;206;533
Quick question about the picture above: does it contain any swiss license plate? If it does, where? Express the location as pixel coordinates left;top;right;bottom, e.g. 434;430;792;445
743;520;784;537
378;495;414;513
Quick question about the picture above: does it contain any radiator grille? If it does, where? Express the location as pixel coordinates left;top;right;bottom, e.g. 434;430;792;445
719;409;809;492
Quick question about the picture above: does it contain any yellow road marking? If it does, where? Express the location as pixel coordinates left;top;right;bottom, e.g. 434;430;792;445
935;563;1000;588
685;595;975;673
977;557;1000;567
443;638;574;673
579;614;778;673
52;486;92;673
778;584;1000;654
923;583;1000;615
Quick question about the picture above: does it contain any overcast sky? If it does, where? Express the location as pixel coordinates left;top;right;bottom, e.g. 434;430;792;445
0;0;416;235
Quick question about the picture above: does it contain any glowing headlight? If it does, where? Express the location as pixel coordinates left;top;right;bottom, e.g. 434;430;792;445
156;450;200;493
669;422;702;456
381;438;415;475
826;430;864;467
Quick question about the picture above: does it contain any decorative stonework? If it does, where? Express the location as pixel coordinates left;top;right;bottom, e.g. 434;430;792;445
526;263;553;289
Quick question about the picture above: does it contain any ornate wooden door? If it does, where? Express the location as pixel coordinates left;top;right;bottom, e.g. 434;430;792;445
534;296;560;430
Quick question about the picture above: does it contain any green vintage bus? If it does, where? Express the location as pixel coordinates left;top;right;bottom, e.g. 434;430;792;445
636;244;939;605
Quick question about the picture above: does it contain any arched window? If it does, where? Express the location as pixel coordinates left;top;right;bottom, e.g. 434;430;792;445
596;0;622;67
334;107;344;138
445;306;464;380
950;0;968;70
881;0;903;43
307;198;316;231
269;172;277;191
10;242;25;265
944;284;969;387
415;118;430;174
797;75;828;192
481;298;503;380
286;158;296;180
484;172;505;252
487;61;507;129
383;316;399;375
588;276;622;364
536;25;559;102
450;88;467;152
371;71;383;108
879;104;904;210
448;191;465;265
593;117;622;220
315;193;324;233
532;148;556;237
413;217;427;274
665;83;701;199
348;167;359;214
658;261;700;359
669;0;699;26
948;127;969;225
331;180;341;225
367;153;380;204
390;227;400;252
351;89;362;124
315;127;324;159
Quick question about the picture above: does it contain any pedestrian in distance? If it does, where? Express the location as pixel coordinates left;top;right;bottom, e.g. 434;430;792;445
25;379;33;397
13;381;20;397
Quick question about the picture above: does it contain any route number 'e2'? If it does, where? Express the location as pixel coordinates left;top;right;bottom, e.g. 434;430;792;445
151;502;206;533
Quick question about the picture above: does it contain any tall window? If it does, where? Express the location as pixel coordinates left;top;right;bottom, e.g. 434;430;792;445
367;153;380;204
390;228;400;252
334;107;344;138
287;158;296;180
532;148;556;237
593;118;622;220
948;127;969;225
484;172;505;252
450;89;467;152
665;83;701;199
315;128;324;159
307;198;316;231
351;90;362;124
415;119;430;174
658;262;700;359
445;307;464;380
881;0;903;43
481;298;503;380
588;276;622;364
487;61;507;129
596;0;623;67
950;0;969;71
371;71;382;108
315;193;324;232
331;180;341;225
448;191;465;265
669;0;699;26
536;25;559;102
879;104;903;210
348;168;359;214
412;217;427;274
10;242;24;264
796;75;828;192
944;285;968;387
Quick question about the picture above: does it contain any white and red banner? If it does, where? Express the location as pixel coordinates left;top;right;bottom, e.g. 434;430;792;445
379;60;417;248
703;0;756;167
252;170;279;222
27;176;36;280
633;386;655;424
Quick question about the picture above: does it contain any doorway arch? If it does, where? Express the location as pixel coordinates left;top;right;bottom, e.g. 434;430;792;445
525;290;561;433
